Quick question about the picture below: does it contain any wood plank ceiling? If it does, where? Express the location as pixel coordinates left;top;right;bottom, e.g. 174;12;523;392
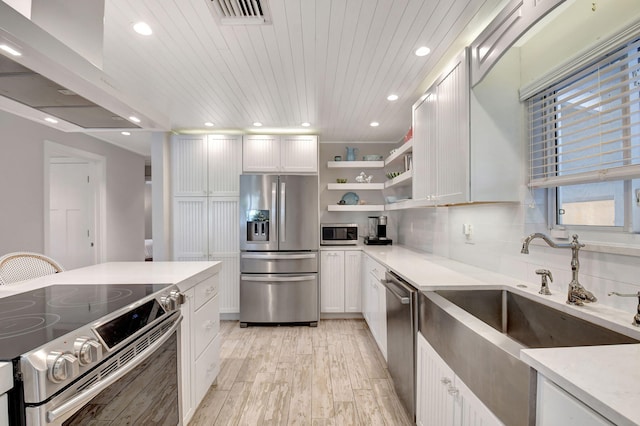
95;0;496;151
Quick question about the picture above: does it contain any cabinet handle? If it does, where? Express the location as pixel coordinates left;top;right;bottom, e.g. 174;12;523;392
447;385;459;396
205;286;215;294
440;377;451;385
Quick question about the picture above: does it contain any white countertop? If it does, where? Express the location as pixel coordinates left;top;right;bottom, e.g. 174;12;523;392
360;244;640;425
521;345;640;426
0;261;221;395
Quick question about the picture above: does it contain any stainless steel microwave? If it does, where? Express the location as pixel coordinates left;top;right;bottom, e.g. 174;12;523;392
321;223;358;245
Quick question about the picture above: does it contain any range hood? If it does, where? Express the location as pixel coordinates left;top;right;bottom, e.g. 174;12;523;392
0;53;139;129
0;1;169;132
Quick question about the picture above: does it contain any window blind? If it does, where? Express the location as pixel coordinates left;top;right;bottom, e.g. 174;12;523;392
527;36;640;189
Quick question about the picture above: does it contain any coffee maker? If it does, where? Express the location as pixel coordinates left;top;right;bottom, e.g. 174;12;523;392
364;216;392;245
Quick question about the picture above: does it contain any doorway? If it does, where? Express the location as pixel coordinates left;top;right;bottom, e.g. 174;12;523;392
44;141;106;269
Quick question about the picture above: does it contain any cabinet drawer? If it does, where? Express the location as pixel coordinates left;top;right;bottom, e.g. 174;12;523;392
365;255;386;281
194;275;219;310
194;294;220;358
194;333;221;405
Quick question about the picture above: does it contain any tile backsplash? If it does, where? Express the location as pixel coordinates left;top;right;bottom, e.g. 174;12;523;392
394;203;640;315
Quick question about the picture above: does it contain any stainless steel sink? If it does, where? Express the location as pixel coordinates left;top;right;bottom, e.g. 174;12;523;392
419;289;639;426
435;289;638;348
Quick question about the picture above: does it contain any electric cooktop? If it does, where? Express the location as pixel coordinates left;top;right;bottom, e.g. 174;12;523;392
0;283;173;361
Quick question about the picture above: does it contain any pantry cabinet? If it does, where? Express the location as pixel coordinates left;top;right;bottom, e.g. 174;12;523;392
320;250;362;313
362;254;387;360
172;134;241;314
180;273;221;425
243;134;318;173
416;332;502;426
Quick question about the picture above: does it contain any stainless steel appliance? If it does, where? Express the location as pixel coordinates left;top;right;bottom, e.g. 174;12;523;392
382;271;417;421
0;283;183;426
364;215;392;245
240;174;319;327
320;223;358;245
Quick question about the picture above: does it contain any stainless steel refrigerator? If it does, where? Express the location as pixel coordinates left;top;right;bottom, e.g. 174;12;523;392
239;174;319;327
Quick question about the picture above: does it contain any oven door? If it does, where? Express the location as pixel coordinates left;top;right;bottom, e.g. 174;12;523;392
25;315;182;426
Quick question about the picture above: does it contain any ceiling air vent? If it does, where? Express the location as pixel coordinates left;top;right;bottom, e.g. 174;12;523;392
206;0;271;25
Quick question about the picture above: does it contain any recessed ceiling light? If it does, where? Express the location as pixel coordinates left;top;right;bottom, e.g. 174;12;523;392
301;122;311;127
133;22;153;36
128;116;141;123
387;94;399;101
44;117;58;124
370;121;380;127
204;122;214;127
415;46;431;57
253;122;263;127
121;131;131;136
0;44;21;56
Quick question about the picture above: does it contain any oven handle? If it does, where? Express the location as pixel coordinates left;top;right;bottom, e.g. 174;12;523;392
46;315;182;424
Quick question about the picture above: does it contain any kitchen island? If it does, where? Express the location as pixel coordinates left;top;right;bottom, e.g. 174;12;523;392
0;260;221;426
361;244;640;425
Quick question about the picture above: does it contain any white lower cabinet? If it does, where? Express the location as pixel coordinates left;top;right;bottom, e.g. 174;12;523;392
0;394;7;426
416;332;502;426
536;374;612;426
362;254;387;360
180;273;220;425
320;250;362;313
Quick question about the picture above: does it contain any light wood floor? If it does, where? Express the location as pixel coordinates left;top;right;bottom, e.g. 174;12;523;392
190;319;413;426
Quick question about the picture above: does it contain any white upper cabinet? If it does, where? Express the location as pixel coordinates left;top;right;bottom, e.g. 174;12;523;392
243;134;318;173
410;46;520;207
172;134;242;196
172;135;208;196
411;50;469;206
434;51;469;205
280;135;318;173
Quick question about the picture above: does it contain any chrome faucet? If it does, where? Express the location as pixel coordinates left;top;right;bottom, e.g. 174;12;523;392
521;233;597;306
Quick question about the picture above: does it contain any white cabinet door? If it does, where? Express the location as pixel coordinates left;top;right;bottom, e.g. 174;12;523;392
280;135;318;173
413;92;437;203
172;136;208;196
417;332;501;426
434;50;469;205
455;376;503;426
207;135;242;196
173;197;208;261
536;375;612;426
321;251;345;312
344;250;362;312
416;332;456;426
242;135;281;172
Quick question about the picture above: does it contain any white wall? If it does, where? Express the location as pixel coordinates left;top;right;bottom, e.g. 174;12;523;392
394;1;640;316
0;110;146;261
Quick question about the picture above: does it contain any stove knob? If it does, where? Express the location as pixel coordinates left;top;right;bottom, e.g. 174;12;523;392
47;351;79;383
74;338;103;366
161;290;184;312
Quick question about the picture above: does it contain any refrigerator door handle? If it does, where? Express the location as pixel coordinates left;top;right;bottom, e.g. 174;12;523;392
271;181;277;244
241;253;317;260
280;182;286;242
241;275;316;282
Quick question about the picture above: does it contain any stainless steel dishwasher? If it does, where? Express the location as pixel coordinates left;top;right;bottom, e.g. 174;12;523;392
382;270;418;421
